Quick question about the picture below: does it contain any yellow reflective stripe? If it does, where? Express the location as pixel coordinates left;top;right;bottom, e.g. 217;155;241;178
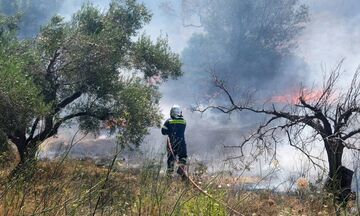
162;125;168;130
169;119;186;124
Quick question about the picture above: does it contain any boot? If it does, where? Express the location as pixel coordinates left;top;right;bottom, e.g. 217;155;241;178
177;165;188;181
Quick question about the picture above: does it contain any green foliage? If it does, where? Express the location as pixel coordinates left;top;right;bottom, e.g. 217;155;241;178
38;15;67;56
106;0;151;36
132;159;229;216
0;13;19;44
0;56;45;129
113;80;162;147
133;35;182;80
74;3;104;35
0;17;47;138
0;0;182;161
0;0;62;38
180;191;228;216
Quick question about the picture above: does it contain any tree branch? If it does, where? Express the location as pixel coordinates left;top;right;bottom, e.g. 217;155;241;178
299;96;332;134
342;128;360;140
54;91;82;113
46;49;61;75
26;117;40;143
29;111;111;147
286;130;325;171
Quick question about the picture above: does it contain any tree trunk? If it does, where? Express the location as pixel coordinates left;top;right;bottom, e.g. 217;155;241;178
324;139;354;203
8;139;39;178
15;141;39;165
12;119;53;166
0;130;9;153
16;141;26;164
325;139;343;180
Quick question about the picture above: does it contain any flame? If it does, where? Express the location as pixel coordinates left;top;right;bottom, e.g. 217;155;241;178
271;89;325;104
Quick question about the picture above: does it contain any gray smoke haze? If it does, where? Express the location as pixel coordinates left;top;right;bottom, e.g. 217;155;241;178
4;0;360;188
294;0;360;182
266;0;360;186
154;0;310;179
300;0;360;83
152;0;360;186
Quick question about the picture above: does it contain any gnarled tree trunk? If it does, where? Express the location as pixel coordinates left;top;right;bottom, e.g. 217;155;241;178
0;130;9;153
324;139;354;202
10;128;40;168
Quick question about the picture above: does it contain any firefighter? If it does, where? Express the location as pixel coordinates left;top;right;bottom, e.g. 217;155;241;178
161;105;187;178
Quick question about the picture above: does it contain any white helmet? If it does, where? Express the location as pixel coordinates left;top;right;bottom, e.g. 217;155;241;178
170;105;182;118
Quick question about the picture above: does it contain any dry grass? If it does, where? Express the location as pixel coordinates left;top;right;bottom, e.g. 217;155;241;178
0;159;357;216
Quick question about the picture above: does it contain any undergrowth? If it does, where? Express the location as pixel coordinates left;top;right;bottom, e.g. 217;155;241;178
0;158;357;215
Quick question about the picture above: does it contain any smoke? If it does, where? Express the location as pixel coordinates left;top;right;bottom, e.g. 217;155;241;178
294;0;360;188
30;0;246;173
5;0;360;188
247;0;360;189
32;1;306;170
153;0;310;177
299;0;360;83
153;0;360;187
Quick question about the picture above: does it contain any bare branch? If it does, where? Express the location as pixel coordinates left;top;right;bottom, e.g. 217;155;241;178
342;128;360;140
286;130;325;171
299;96;332;134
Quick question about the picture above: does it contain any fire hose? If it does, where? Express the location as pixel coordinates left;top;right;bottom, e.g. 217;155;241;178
166;137;243;216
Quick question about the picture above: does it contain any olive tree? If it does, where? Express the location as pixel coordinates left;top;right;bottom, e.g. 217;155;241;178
0;0;182;165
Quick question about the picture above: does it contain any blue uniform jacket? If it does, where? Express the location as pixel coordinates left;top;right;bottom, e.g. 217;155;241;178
161;117;187;152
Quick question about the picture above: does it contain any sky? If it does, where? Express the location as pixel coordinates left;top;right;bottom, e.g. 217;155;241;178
34;0;360;189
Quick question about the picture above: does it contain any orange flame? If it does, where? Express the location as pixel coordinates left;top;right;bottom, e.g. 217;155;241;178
271;89;325;104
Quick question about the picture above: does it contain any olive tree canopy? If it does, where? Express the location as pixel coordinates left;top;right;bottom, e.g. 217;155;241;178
0;0;182;164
